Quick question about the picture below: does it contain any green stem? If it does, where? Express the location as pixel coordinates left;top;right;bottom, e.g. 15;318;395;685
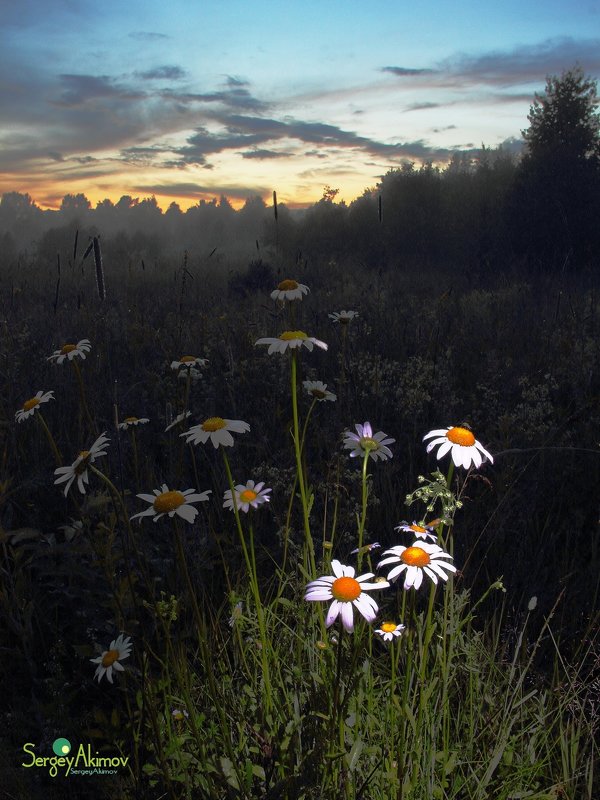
356;450;370;572
36;411;62;465
290;351;316;577
71;359;97;435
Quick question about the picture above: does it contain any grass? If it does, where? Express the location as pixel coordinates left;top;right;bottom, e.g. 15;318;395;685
1;246;599;799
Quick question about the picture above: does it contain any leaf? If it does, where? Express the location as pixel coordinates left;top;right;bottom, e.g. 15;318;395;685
346;738;364;771
220;756;240;790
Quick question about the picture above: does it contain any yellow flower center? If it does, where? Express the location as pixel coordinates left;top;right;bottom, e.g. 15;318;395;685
410;524;427;534
280;330;307;341
240;489;258;503
278;279;298;290
202;417;226;432
331;576;362;602
124;416;138;423
75;450;90;475
23;397;40;411
172;710;185;721
401;546;431;567
101;649;119;668
359;437;379;451
61;344;76;354
447;426;476;447
380;621;398;633
311;389;326;399
180;356;196;363
153;490;186;513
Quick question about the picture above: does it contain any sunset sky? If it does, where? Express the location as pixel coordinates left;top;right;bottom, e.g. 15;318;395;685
2;0;599;210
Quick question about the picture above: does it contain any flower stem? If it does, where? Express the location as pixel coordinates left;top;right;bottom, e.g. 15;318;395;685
36;411;62;465
290;351;316;577
356;450;370;572
71;359;97;435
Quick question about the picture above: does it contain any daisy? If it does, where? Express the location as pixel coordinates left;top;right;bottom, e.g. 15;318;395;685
375;622;406;642
118;416;149;430
171;708;189;722
58;519;83;541
15;390;54;423
270;279;309;301
329;310;359;324
343;422;395;462
223;480;272;513
130;484;211;524
255;331;328;355
377;542;456;591
350;542;381;555
170;356;208;371
423;425;494;469
53;432;110;497
177;367;203;382
165;411;191;432
395;520;438;542
90;634;132;684
303;380;336;402
47;338;91;364
304;559;389;633
181;417;250;449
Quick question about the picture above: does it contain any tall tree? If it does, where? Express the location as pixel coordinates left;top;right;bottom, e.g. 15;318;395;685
511;66;600;270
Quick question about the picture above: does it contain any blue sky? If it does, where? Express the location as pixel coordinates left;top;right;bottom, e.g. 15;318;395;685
1;0;599;209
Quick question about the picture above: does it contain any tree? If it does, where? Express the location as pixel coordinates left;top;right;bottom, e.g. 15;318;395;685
511;66;600;270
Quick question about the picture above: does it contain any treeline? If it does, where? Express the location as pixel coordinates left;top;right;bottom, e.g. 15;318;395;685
1;67;599;275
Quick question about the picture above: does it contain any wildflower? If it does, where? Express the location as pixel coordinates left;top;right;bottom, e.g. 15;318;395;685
350;542;381;555
255;331;328;355
303;380;336;402
329;310;358;324
181;417;250;448
343;422;395;462
130;484;211;523
15;390;54;422
58;519;83;541
270;279;309;301
170;356;208;371
377;541;456;590
177;367;202;382
223;480;272;513
304;559;389;632
90;634;132;684
118;416;149;430
172;708;189;722
165;411;191;432
53;432;110;497
47;338;91;364
229;601;243;627
423;425;493;469
395;520;438;542
375;622;406;642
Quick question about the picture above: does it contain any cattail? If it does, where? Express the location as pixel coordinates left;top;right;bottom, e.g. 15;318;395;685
73;229;79;261
93;236;106;301
378;194;382;223
53;253;61;314
273;190;278;221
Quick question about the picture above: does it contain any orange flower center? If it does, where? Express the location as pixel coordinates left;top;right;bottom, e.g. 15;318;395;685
401;546;431;567
380;621;398;633
124;416;138;423
410;524;427;534
446;426;476;447
331;576;362;602
180;356;196;363
61;344;76;354
23;397;40;411
280;330;307;341
202;417;226;432
240;489;258;503
75;450;90;475
101;649;120;668
278;279;298;290
153;490;185;513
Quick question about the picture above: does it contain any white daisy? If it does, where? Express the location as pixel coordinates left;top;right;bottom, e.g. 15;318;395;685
15;390;54;423
181;417;250;448
395;520;439;542
58;519;83;541
53;432;110;497
304;559;389;633
130;484;211;524
171;708;189;721
303;380;337;402
423;425;494;469
177;367;203;382
343;422;395;462
170;356;208;371
375;622;406;642
350;542;381;555
90;633;132;684
270;279;309;301
329;310;359;324
165;411;191;432
377;541;456;591
223;480;272;513
255;331;328;355
118;416;149;430
47;338;91;364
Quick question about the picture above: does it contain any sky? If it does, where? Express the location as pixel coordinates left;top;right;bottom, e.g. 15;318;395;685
1;0;599;210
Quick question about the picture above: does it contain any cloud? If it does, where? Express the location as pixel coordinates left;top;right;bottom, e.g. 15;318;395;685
136;66;187;81
403;102;440;112
128;31;169;41
55;74;146;106
134;181;270;201
241;148;292;159
381;66;435;77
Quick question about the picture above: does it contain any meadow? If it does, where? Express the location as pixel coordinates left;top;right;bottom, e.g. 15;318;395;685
1;236;599;799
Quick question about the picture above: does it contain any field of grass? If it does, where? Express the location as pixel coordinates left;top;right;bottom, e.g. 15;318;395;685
1;241;599;799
